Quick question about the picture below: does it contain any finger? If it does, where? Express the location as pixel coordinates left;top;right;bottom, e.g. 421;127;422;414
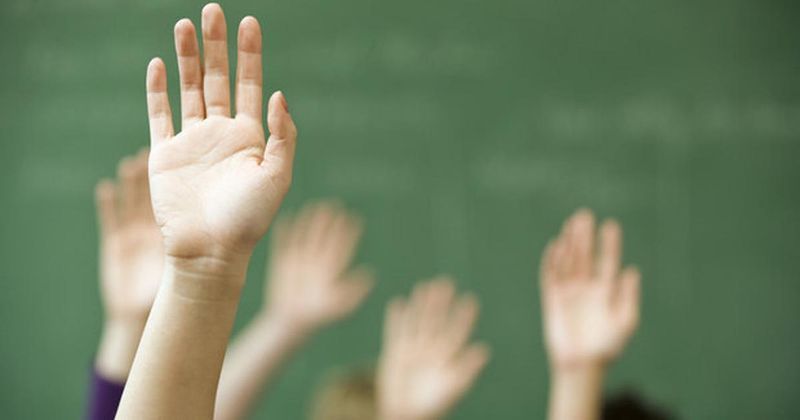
117;156;137;222
416;277;450;337
131;149;152;218
552;236;570;283
407;281;431;339
286;203;317;256
268;215;292;262
597;219;622;283
558;216;576;281
235;16;263;121
443;293;479;357
201;3;231;117
384;297;407;353
304;202;336;256
339;267;375;315
571;208;595;280
146;58;174;144
453;343;491;393
174;18;205;127
425;278;456;338
616;267;641;332
263;91;297;172
95;179;118;236
539;239;557;287
320;208;363;272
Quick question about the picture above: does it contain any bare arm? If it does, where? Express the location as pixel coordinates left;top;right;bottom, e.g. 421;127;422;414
117;257;249;419
116;3;297;418
540;209;641;420
215;203;373;420
214;314;308;420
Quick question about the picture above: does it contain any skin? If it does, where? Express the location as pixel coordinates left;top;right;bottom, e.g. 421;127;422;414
378;277;490;420
94;149;162;382
540;209;641;420
214;202;374;420
115;3;297;419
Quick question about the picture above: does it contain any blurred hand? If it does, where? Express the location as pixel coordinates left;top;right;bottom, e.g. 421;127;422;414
263;202;373;333
95;149;162;323
145;4;297;269
94;149;162;381
540;209;640;369
378;277;490;420
213;202;373;420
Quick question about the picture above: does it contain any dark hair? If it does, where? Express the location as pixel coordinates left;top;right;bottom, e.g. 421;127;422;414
602;390;674;420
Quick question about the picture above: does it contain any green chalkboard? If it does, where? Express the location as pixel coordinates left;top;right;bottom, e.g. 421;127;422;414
1;0;799;418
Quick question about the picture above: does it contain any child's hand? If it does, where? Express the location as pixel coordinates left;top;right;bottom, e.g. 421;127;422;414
96;149;162;322
94;149;162;380
117;5;298;418
145;4;297;269
263;202;373;334
213;201;372;420
540;209;640;369
378;278;490;420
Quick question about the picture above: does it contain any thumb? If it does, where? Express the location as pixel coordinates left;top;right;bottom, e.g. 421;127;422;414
95;179;118;237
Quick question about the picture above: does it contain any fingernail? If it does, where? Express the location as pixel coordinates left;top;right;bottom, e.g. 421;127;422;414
277;91;289;112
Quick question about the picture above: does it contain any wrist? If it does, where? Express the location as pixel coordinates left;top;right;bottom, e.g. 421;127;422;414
550;358;608;375
550;361;606;394
163;253;252;302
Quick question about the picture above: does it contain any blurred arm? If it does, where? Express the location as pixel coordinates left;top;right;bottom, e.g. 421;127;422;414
214;315;310;420
548;364;605;420
94;319;146;383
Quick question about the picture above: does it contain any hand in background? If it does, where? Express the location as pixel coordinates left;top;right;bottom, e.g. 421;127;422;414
146;4;296;269
540;209;640;420
264;202;373;333
378;277;490;420
540;209;640;369
214;202;373;420
94;149;162;381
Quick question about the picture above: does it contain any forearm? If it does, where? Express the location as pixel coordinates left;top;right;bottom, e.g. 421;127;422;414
547;364;605;420
116;257;249;420
214;314;311;420
95;318;145;382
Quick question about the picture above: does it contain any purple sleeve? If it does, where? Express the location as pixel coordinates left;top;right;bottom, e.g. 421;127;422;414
87;366;125;420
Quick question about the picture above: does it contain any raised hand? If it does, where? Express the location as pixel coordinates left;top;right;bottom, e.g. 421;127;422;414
540;209;640;368
214;201;373;420
146;3;297;265
540;209;641;420
94;149;162;381
117;4;297;419
265;202;373;332
378;278;490;420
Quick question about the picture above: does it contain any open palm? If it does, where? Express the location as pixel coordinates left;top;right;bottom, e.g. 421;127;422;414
145;4;296;260
540;209;640;367
96;149;163;320
264;202;373;332
378;278;489;420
